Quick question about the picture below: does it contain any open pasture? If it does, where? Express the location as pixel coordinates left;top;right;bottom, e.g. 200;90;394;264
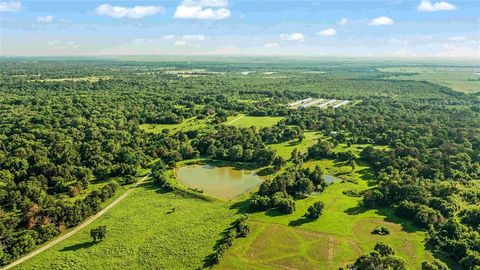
139;117;211;134
219;160;432;270
225;114;284;128
269;131;321;159
15;180;237;270
378;66;480;93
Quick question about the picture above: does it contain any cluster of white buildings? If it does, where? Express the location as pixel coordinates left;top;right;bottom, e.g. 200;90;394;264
288;98;351;109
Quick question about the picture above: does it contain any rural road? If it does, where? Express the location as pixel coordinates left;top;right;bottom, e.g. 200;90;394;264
1;173;151;270
227;114;245;125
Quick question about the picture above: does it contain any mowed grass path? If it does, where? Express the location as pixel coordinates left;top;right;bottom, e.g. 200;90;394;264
218;160;432;270
226;114;284;128
15;180;237;270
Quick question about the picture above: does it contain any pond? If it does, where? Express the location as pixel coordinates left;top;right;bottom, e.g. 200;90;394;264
323;174;342;184
175;164;263;200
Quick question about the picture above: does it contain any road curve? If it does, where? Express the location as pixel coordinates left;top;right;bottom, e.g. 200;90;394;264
2;173;151;270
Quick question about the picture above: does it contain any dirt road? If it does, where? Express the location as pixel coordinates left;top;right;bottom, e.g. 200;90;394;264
1;173;151;270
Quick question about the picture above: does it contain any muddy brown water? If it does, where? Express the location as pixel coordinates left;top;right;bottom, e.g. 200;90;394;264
175;164;263;200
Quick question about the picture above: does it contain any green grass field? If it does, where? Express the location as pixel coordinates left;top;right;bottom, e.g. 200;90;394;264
378;67;480;93
226;114;284;128
269;131;321;159
218;159;432;270
139;116;212;134
15;180;238;270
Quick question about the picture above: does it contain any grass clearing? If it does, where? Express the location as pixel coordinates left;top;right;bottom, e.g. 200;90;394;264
139;116;211;134
219;159;432;270
378;67;480;93
269;131;321;159
226;114;284;128
15;180;238;270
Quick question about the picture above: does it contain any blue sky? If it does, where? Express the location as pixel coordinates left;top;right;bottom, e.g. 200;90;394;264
0;0;479;57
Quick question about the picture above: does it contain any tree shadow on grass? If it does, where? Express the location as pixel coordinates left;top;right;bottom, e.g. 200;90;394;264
344;204;369;215
60;241;95;252
375;208;421;233
289;217;315;227
265;209;286;217
202;224;235;269
229;199;250;214
135;180;170;194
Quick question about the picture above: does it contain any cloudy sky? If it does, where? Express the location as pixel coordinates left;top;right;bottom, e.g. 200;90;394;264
0;0;479;57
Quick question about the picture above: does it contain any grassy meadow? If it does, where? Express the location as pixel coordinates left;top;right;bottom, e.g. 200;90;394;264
218;159;433;270
379;67;480;93
15;180;238;270
269;131;321;159
226;114;284;128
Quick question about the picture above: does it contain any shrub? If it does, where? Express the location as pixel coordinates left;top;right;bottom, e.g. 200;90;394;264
372;226;390;235
276;198;295;214
248;195;271;211
306;201;324;219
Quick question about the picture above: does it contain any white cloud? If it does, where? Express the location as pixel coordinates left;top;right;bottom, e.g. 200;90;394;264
182;34;206;41
279;33;304;42
369;16;394;26
389;38;410;46
448;36;467;41
195;0;228;7
264;43;279;48
0;1;21;12
95;4;165;19
417;0;456;12
436;44;480;58
174;40;188;46
162;35;176;40
37;15;54;22
337;17;348;26
316;28;336;37
174;0;230;20
45;40;79;49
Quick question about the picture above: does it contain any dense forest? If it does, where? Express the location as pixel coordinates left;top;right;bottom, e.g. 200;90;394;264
0;58;479;269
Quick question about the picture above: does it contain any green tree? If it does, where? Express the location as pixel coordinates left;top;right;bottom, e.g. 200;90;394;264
90;226;107;242
306;201;324;219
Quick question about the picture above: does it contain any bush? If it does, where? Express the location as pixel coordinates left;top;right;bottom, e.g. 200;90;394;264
122;175;137;185
233;216;250;237
306;201;324;219
421;259;450;270
372;226;390;235
276;198;295;214
248;195;271;212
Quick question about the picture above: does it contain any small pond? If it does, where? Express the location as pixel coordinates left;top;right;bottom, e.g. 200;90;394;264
323;174;342;184
175;164;263;200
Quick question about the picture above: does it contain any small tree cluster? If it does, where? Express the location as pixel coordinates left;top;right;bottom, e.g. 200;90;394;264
233;215;250;238
211;216;251;265
372;226;390;235
349;242;406;270
305;201;324;219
